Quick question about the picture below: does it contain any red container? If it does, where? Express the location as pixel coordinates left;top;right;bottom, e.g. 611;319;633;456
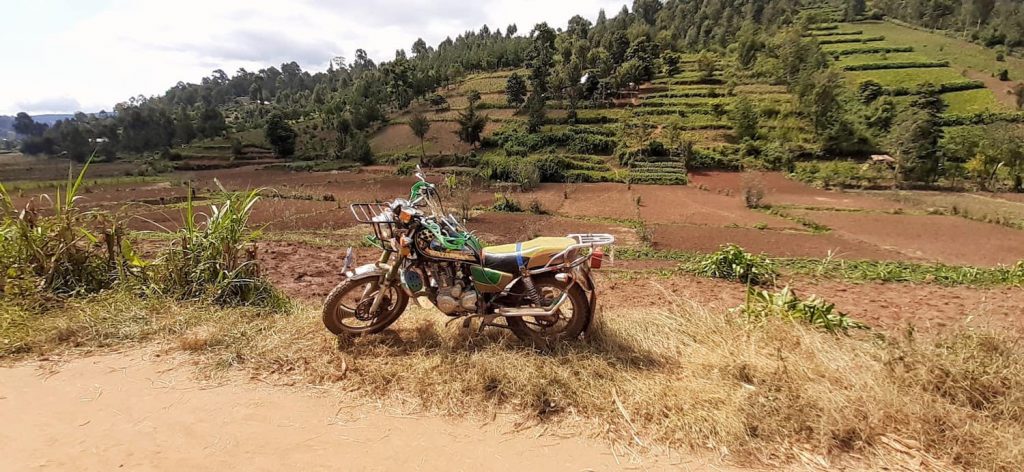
590;248;604;269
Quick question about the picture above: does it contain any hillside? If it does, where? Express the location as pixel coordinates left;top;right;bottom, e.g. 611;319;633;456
6;1;1024;191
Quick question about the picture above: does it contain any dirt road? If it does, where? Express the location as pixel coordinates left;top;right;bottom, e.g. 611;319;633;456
0;350;726;471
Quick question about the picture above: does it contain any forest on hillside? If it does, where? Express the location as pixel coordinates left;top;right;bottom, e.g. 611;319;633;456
8;0;1024;190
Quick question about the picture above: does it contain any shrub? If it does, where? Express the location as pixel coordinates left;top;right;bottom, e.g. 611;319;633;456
395;161;417;176
738;286;867;334
695;244;777;286
0;161;130;296
156;187;283;307
491;193;522;212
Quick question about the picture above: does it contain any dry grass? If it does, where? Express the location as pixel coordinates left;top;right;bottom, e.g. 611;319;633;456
3;290;1023;470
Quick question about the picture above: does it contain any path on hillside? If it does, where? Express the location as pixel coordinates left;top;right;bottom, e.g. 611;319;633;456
0;350;730;472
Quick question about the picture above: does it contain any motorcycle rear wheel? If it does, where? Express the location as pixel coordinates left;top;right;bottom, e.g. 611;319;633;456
506;275;590;348
322;277;408;336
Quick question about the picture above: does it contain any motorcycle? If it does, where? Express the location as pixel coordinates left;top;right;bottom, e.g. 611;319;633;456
322;166;614;347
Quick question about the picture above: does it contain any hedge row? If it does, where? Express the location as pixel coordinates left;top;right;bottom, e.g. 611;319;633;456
885;80;985;96
806;30;863;37
807;24;839;31
643;89;727;99
841;60;949;71
628;172;688;185
817;35;885;45
938;112;1024;126
829;46;914;56
631;161;688;170
651;77;725;86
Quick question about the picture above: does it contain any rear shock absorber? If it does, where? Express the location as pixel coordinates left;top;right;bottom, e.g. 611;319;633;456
521;274;542;305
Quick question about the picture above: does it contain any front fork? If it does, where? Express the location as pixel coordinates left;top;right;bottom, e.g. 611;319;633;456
368;250;403;314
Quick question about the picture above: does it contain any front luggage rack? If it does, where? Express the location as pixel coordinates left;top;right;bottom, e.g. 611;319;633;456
350;202;399;243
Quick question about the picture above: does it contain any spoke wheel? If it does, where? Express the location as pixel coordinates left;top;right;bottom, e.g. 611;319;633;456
506;275;590;348
323;278;408;336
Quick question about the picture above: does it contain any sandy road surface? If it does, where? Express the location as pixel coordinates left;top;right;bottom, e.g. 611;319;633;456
0;350;731;472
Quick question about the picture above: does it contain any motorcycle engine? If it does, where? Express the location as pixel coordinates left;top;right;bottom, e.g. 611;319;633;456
436;281;478;315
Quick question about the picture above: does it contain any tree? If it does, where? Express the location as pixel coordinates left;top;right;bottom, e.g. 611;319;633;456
428;94;449;111
695;52;718;82
730;97;759;140
265;112;297;158
348;132;374;165
173;108;196;145
505;72;527;107
661;51;681;76
845;0;866;21
408;111;431;159
456;102;488;147
13;112;47;136
466;89;481;107
525;93;546;133
886;107;942;186
196;106;227;138
857;80;884;104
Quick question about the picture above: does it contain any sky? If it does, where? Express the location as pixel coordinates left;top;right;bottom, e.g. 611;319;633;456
0;0;627;115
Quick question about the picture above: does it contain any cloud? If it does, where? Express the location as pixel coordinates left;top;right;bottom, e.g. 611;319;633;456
15;96;83;115
0;0;626;114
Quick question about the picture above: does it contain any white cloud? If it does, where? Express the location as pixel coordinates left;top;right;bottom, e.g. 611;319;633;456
0;0;626;115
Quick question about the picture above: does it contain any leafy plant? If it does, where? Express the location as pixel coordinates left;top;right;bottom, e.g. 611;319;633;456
155;185;282;307
491;193;522;212
0;158;136;296
696;244;777;286
738;286;867;334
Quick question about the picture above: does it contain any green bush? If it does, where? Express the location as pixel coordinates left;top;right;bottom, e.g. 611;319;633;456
491;193;523;212
480;155;540;190
695;244;777;286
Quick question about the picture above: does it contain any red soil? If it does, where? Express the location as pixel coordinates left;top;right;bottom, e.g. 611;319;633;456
689;171;903;211
649;224;914;260
790;209;1024;266
599;272;1024;333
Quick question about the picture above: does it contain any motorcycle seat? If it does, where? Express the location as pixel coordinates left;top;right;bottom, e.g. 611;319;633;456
482;237;576;273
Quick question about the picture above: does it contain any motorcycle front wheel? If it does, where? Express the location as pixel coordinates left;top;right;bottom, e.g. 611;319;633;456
322;277;409;336
506;275;591;348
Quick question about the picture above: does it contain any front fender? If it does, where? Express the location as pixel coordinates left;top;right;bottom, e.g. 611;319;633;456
344;263;387;280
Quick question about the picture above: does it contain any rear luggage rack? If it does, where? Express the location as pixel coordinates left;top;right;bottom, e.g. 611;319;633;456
534;233;616;272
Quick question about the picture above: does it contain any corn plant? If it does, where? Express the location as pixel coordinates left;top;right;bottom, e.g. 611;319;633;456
696;244;777;286
0;158;134;296
739;286;867;334
156;186;281;307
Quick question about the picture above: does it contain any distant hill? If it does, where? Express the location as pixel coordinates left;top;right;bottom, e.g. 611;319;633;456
0;112;114;135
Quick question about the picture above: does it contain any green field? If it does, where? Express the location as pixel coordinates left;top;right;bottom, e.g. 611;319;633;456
853;21;1024;79
942;88;1013;114
845;67;968;88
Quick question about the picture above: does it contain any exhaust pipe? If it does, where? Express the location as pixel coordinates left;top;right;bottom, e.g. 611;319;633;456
495;293;568;317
